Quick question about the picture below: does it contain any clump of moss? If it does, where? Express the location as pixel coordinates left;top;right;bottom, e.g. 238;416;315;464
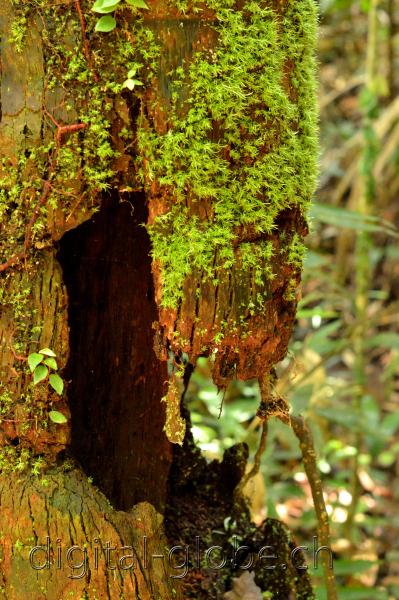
0;446;45;475
138;0;318;308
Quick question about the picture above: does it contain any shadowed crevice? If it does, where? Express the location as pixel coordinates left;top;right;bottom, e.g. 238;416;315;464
58;193;172;511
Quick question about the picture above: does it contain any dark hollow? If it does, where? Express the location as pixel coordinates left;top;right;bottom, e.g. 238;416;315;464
58;194;171;511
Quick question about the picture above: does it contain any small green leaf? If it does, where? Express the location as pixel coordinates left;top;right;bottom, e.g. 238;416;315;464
95;15;116;31
49;373;64;395
126;0;149;8
44;357;58;370
126;63;142;78
333;558;377;576
310;203;398;238
49;410;67;424
94;4;120;13
122;78;143;90
92;0;120;13
366;332;399;350
33;364;49;385
360;0;371;13
39;347;56;357
28;353;43;373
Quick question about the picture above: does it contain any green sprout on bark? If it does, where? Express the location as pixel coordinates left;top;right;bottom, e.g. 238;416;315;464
92;0;149;33
27;348;67;424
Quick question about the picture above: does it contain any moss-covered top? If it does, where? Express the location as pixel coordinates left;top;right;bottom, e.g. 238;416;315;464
138;0;318;308
1;0;318;311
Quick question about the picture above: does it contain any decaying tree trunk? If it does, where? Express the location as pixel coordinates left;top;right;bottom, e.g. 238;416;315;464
0;0;318;598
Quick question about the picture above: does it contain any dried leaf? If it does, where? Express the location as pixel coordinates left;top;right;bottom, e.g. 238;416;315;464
224;571;263;600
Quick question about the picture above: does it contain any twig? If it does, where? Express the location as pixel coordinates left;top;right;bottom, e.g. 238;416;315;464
44;109;87;145
0;252;25;273
9;348;28;362
0;418;36;423
48;184;80;199
74;0;99;82
283;414;338;600
236;420;268;497
255;372;338;600
319;75;364;111
344;0;380;543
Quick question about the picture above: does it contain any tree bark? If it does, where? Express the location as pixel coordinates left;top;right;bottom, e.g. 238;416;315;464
0;468;175;600
0;0;318;598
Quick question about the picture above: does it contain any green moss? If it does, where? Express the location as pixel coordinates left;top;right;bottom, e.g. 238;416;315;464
287;232;307;268
0;446;31;474
240;240;275;291
138;0;318;308
0;391;13;418
8;2;29;52
0;271;35;358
